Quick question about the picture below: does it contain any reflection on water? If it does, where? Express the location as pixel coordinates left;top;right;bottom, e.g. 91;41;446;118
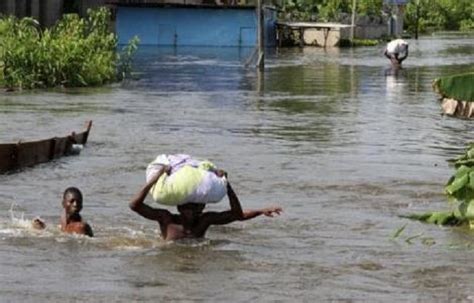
0;33;474;302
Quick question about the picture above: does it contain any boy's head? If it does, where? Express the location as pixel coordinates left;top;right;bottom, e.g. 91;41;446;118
177;203;205;220
62;187;83;216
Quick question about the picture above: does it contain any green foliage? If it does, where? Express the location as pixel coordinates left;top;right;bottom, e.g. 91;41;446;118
459;19;474;32
391;223;407;238
356;0;382;16
433;73;474;102
401;212;464;226
448;143;474;166
404;143;474;228
316;0;350;22
278;0;472;33
278;0;383;22
117;36;140;81
279;0;320;21
405;0;474;34
446;144;474;200
0;7;139;90
443;144;474;225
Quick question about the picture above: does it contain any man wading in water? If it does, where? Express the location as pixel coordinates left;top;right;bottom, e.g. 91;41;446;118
129;165;282;241
384;38;409;68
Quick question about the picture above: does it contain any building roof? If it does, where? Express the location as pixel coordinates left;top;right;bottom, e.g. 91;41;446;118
105;0;256;9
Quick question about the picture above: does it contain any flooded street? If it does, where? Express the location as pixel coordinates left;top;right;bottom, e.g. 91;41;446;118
1;33;474;301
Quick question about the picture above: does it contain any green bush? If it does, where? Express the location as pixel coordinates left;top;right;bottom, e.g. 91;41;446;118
460;19;474;32
278;0;472;34
0;7;139;90
278;0;383;22
404;0;474;34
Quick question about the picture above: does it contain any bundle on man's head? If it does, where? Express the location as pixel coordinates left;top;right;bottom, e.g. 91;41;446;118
146;154;228;206
386;39;408;54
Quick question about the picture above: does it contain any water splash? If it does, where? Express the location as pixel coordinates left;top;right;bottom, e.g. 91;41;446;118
0;203;49;238
1;205;161;250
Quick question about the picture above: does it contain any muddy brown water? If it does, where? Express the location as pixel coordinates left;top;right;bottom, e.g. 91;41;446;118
0;33;473;302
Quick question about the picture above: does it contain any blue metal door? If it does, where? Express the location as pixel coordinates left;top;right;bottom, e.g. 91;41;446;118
239;27;256;47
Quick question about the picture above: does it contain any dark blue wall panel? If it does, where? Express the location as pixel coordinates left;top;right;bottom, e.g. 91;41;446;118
116;7;275;47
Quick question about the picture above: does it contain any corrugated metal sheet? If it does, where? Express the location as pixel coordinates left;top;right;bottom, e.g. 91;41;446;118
115;6;276;47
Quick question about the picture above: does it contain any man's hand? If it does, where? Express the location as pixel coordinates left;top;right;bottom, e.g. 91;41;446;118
262;206;282;217
214;169;227;178
148;165;171;184
130;165;172;222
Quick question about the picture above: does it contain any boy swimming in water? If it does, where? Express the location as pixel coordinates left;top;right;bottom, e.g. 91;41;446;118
130;165;282;241
60;187;93;237
26;188;92;236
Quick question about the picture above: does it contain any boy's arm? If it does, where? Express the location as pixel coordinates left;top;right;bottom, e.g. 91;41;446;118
201;182;282;226
129;166;172;223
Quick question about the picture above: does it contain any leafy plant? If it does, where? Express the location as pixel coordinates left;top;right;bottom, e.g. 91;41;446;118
117;36;140;81
316;0;350;22
404;143;474;228
0;7;139;90
433;73;474;102
446;144;474;206
277;0;473;34
279;0;320;22
277;0;383;22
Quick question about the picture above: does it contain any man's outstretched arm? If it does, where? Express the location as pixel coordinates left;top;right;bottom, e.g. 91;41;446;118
201;182;282;226
129;166;172;222
241;207;282;220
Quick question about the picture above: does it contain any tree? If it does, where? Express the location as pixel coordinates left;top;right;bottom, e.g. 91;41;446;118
404;0;474;33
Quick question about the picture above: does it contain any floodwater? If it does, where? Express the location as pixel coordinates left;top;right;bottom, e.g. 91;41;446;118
1;33;474;302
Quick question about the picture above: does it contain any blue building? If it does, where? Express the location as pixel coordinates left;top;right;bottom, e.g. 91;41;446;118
107;1;276;47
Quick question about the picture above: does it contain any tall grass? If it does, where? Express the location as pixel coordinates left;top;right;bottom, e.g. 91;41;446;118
0;7;138;90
